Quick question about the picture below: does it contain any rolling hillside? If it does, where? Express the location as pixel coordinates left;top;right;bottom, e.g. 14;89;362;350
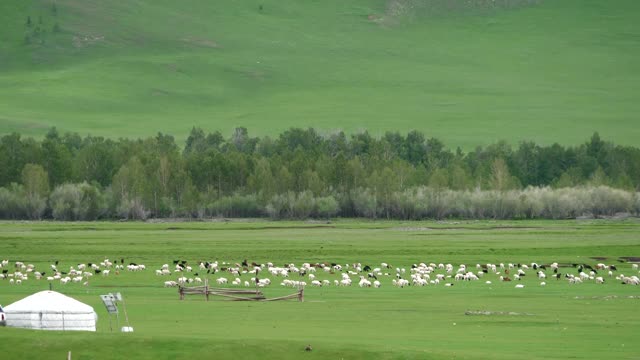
0;0;639;148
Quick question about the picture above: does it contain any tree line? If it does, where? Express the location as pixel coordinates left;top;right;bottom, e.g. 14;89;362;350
0;127;638;220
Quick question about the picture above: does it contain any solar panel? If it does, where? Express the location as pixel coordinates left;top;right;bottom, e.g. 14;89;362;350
100;294;118;314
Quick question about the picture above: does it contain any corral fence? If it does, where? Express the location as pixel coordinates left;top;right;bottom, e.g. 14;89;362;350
178;279;304;302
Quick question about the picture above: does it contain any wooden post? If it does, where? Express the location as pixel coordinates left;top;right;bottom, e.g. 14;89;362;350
298;288;304;302
205;279;209;301
67;351;72;360
179;287;184;300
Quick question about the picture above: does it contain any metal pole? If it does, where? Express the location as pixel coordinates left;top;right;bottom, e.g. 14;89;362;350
121;294;130;327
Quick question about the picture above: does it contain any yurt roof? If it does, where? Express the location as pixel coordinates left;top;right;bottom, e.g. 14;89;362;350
4;291;95;313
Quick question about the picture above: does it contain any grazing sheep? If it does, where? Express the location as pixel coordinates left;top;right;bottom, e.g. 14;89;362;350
568;277;583;284
622;276;640;285
216;277;228;285
340;278;352;286
515;284;525;288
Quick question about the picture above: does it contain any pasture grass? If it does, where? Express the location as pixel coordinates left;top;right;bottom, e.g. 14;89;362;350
0;219;639;359
1;0;640;148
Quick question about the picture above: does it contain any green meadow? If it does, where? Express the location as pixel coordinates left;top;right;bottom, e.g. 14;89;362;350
1;0;640;147
0;220;639;359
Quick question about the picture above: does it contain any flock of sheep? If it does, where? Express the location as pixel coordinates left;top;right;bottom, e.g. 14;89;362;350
1;258;639;289
0;258;144;286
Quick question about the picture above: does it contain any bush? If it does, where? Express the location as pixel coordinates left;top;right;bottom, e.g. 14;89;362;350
351;188;378;218
50;182;108;220
117;197;148;220
0;185;28;219
209;194;261;218
316;195;339;219
293;191;315;218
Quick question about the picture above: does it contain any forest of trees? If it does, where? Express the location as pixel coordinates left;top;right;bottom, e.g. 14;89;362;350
0;127;639;220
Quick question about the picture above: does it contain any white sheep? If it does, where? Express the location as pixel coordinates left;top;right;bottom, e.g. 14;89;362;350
216;277;228;285
358;277;371;287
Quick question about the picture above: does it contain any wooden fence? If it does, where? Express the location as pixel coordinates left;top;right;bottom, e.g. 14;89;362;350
178;280;304;302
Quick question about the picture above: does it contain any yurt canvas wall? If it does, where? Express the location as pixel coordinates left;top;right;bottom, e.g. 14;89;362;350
4;291;97;331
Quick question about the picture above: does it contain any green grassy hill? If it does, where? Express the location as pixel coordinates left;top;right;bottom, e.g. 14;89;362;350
1;0;639;148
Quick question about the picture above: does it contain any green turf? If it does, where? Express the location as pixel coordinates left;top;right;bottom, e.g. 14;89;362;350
1;0;640;148
0;219;639;359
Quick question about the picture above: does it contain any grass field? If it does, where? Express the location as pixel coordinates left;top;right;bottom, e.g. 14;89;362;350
0;219;639;359
1;0;640;148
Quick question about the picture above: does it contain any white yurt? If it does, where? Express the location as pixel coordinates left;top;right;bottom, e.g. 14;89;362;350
4;291;97;331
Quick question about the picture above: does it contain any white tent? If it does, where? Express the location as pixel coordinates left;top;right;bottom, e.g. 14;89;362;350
4;291;97;331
